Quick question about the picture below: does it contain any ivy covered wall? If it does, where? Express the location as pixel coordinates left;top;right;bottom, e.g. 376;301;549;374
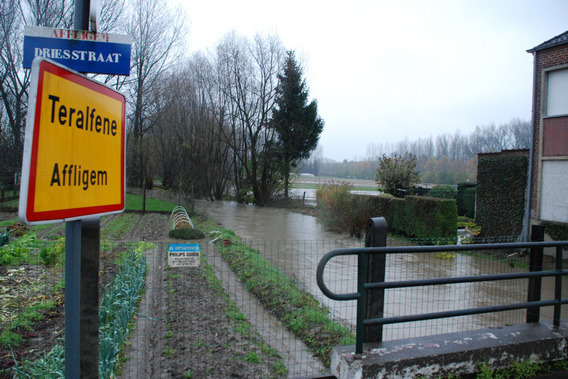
475;150;529;239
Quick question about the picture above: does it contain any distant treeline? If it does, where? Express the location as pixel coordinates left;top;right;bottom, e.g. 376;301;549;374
300;118;530;184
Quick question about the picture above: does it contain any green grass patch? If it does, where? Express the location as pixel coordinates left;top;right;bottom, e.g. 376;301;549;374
0;301;56;347
0;218;19;228
125;193;177;212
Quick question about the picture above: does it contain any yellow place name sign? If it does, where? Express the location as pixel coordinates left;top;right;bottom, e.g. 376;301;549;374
19;58;125;224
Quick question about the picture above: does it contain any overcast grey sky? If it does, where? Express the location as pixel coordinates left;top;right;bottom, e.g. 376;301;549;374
179;0;568;161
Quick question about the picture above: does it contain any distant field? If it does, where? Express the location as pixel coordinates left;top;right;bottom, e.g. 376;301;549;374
292;176;377;192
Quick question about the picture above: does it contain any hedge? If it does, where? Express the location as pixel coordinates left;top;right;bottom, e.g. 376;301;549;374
476;152;528;239
457;182;476;218
318;188;457;241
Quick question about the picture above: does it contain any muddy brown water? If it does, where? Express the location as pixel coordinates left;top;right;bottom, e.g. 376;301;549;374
195;199;568;342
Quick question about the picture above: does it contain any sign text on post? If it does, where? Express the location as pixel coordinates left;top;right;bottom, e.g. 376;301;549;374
168;244;201;268
19;58;126;224
23;26;131;76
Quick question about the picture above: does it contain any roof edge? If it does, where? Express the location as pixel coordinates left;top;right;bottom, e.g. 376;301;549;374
527;30;568;53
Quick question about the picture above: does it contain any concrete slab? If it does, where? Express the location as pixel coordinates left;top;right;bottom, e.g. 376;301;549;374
331;321;568;378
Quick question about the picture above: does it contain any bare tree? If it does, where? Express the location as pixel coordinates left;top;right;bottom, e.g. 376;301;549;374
125;0;186;188
507;118;531;149
214;32;285;205
435;134;450;158
19;0;72;28
0;0;75;184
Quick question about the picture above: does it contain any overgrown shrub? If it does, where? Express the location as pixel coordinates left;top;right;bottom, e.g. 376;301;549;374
316;182;353;233
316;184;457;241
168;228;206;240
375;153;420;196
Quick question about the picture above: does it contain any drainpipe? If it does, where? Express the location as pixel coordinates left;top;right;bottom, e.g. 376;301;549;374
524;50;537;241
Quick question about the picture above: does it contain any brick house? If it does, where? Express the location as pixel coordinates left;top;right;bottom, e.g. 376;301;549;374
527;31;568;226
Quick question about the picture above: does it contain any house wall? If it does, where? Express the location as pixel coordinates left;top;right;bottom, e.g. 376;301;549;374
530;43;568;223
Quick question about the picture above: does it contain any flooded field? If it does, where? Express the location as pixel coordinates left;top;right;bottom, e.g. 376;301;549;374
196;199;568;341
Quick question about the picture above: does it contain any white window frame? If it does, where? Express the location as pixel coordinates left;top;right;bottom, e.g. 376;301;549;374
546;68;568;117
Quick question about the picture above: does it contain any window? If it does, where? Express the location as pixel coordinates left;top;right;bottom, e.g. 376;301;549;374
540;160;568;223
547;68;568;116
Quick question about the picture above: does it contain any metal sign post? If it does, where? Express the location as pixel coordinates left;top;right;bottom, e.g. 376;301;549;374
68;4;87;376
18;0;130;376
65;221;81;378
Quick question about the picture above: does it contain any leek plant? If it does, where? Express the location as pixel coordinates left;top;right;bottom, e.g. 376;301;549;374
98;250;146;378
13;249;146;378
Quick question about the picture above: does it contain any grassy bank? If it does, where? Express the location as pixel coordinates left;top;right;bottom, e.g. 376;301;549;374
194;217;355;365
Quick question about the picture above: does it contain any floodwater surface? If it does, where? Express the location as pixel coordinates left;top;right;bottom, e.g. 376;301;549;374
196;199;568;340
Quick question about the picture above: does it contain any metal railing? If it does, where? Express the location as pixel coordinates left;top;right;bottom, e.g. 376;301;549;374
316;240;568;355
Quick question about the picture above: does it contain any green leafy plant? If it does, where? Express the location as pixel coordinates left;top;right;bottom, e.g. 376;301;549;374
435;251;456;259
0;233;44;265
15;249;147;378
243;352;262;363
542;221;568;242
0;229;10;247
461;219;482;245
163;347;176;358
39;237;65;266
12;343;65;378
477;357;544;378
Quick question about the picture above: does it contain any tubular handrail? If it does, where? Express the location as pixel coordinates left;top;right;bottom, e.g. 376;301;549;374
316;240;568;355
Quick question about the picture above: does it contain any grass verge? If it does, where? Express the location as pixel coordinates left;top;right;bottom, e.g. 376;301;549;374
125;193;177;212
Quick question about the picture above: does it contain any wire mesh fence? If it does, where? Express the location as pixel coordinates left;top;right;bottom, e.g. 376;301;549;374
2;227;568;378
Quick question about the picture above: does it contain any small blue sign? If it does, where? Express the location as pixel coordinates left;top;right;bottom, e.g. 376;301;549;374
168;244;201;252
23;26;131;76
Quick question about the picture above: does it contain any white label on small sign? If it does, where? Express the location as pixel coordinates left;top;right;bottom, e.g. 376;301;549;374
168;244;200;267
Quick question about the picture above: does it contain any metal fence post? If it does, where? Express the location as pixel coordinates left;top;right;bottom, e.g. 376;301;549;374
526;224;544;323
554;246;563;327
364;217;387;343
